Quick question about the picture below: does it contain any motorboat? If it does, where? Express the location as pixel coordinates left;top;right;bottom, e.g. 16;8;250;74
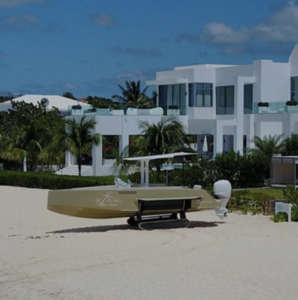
48;152;232;230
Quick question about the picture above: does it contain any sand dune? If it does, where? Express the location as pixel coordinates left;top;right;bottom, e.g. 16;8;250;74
1;185;298;300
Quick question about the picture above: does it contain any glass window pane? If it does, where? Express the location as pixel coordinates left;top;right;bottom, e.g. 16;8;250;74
216;86;234;115
196;90;203;106
167;85;172;106
179;84;186;114
158;85;166;108
189;84;194;107
226;86;234;114
173;85;179;106
205;90;212;107
291;77;298;101
244;84;253;114
216;87;224;115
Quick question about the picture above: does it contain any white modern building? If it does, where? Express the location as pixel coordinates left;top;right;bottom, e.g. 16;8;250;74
66;43;297;177
147;44;298;158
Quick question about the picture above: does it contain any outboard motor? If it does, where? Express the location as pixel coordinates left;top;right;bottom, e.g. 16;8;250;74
213;180;232;219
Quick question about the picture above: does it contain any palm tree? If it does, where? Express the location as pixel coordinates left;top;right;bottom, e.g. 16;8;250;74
115;116;191;173
0;101;66;171
138;115;188;156
112;80;152;107
248;134;283;159
0;121;44;171
57;116;101;176
248;134;284;178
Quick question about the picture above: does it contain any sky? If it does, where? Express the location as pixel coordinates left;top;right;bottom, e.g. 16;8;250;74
1;0;298;99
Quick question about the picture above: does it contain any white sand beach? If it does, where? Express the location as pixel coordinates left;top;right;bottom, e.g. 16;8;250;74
1;185;298;300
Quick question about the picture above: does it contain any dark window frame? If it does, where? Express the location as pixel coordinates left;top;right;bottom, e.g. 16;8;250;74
189;83;213;107
216;85;235;115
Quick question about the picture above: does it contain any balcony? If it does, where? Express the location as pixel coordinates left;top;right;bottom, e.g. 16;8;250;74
253;102;298;114
68;106;164;116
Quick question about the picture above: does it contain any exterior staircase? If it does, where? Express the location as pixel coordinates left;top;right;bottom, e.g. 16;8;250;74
55;165;93;176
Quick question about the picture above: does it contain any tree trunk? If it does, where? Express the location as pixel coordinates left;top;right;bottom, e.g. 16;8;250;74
78;157;82;176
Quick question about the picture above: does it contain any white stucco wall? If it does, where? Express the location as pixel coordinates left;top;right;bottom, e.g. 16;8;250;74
253;60;290;103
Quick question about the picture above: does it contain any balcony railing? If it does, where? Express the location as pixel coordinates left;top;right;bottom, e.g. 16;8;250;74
253;102;298;114
68;107;165;116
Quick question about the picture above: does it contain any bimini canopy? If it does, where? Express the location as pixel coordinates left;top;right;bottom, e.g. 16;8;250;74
124;152;198;187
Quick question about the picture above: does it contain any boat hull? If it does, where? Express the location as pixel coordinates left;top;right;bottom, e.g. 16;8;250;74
47;186;220;219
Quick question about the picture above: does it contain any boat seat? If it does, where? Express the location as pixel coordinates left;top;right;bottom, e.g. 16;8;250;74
114;178;131;188
193;185;202;189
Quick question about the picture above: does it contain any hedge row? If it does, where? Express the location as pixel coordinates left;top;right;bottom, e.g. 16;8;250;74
0;170;114;189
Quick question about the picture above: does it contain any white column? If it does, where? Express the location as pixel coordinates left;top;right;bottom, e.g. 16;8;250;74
145;160;150;187
140;161;145;186
65;151;71;166
248;114;255;149
93;122;103;176
119;131;129;156
23;156;27;172
234;77;244;154
235;76;255;154
214;120;223;154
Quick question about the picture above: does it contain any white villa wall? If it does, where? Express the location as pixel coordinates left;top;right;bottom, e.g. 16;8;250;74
290;44;298;77
253;60;290;103
257;121;283;138
153;68;194;85
216;65;253;86
187;107;215;119
193;67;216;82
188;119;215;135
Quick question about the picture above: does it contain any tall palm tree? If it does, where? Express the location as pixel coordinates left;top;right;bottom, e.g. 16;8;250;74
138;115;188;156
115;116;191;173
56;116;101;176
112;81;151;107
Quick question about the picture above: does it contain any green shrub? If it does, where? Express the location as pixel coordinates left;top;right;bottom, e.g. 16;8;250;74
0;170;114;189
271;205;298;223
271;212;288;222
282;184;298;204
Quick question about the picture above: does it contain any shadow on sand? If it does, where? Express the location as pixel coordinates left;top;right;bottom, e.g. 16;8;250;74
47;220;225;234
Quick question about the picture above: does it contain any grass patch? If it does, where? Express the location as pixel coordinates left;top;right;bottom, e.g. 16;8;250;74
244;188;284;199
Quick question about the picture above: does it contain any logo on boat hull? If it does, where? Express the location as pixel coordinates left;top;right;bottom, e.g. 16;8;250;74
95;192;122;207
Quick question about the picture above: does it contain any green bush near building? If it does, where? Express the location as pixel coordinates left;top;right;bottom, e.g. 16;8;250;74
0;170;114;189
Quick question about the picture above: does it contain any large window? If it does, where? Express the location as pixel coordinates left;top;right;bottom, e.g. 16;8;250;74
158;84;186;115
216;85;235;115
291;77;298;101
189;83;212;107
244;84;253;114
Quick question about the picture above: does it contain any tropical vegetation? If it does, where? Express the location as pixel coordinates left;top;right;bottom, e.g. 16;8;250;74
112;80;153;107
55;116;101;176
0;101;65;171
0;101;100;175
114;115;195;174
